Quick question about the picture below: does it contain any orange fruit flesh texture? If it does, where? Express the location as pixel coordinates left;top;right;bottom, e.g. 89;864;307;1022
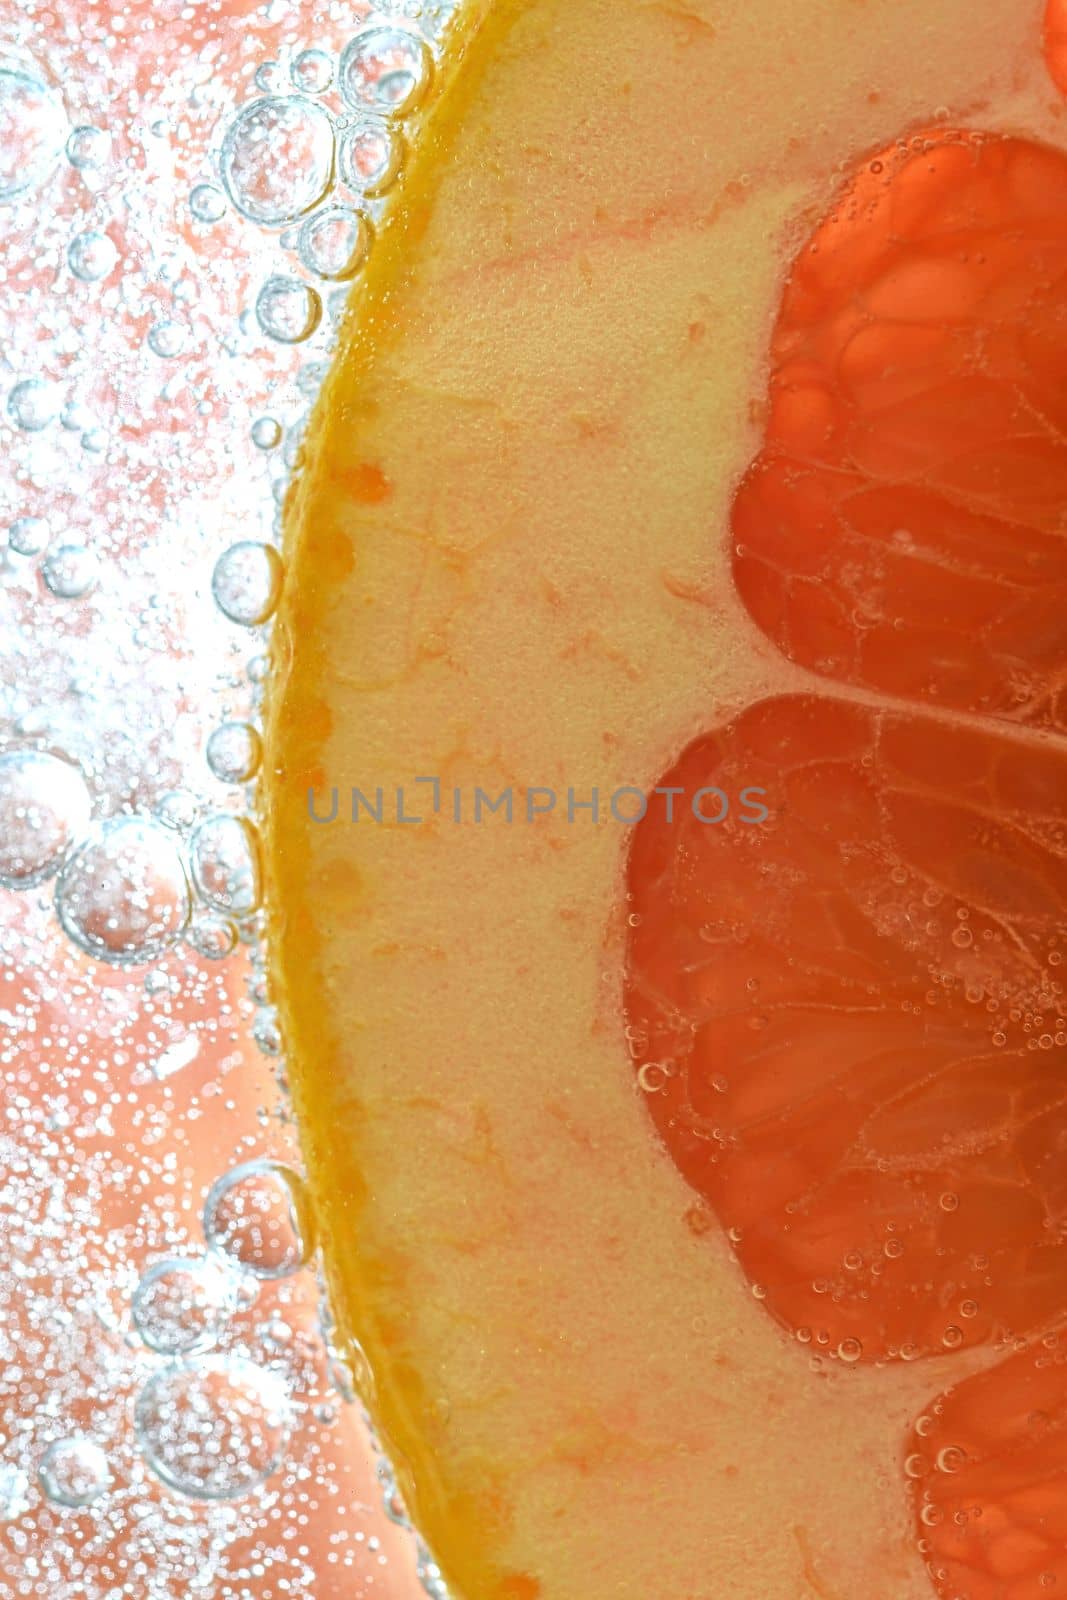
263;3;1067;1599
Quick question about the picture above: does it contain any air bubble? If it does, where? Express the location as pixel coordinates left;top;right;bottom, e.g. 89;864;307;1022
0;750;91;888
339;120;405;196
8;515;49;556
0;1465;30;1520
250;415;282;450
0;48;67;203
837;1337;863;1363
55;815;191;964
338;28;433;117
8;378;63;432
206;721;262;784
186;914;238;961
132;1255;239;1355
37;1437;111;1508
291;48;334;95
67;229;117;282
65;123;108;170
297;206;372;282
147;319;189;359
255;275;322;344
190;813;261;916
41;544;98;599
219;96;334;227
936;1445;966;1474
212;540;283;626
203;1158;316;1280
942;1325;965;1349
189;182;227;224
134;1355;292;1500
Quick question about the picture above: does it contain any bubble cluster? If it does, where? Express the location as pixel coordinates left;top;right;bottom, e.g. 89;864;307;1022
203;1159;316;1280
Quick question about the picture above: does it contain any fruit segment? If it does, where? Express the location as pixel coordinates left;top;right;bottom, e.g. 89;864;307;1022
626;695;1067;1362
731;134;1067;730
264;2;1065;1597
907;1341;1067;1599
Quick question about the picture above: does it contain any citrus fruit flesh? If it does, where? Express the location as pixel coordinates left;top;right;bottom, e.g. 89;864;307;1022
262;3;1066;1598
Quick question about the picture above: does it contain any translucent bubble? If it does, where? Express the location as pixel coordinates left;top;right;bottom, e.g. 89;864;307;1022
65;123;109;170
55;815;191;964
37;1438;111;1508
0;1465;30;1521
203;1159;316;1280
0;750;91;888
219;96;334;227
132;1255;239;1355
67;229;117;282
254;61;286;95
7;515;49;556
190;813;261;916
291;48;334;95
155;788;201;833
211;541;283;626
206;721;262;784
338;28;433;117
250;415;282;451
297;205;372;282
134;1355;292;1500
0;48;67;203
188;182;227;223
339;119;405;197
61;398;94;433
255;275;322;344
41;544;98;599
8;378;63;432
147;319;189;359
185;914;238;961
837;1337;863;1363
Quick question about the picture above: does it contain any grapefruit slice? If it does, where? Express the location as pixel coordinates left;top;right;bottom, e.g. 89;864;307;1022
262;3;1066;1598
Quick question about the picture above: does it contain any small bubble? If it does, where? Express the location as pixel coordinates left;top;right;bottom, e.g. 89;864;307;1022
904;1452;928;1479
65;123;109;171
837;1337;863;1363
959;1298;979;1319
206;721;262;784
255;275;322;343
250;415;282;450
55;815;191;964
155;788;201;833
134;1355;292;1500
338;28;433;117
8;515;49;556
60;398;94;433
190;813;261;916
147;319;189;359
132;1256;239;1355
67;229;117;282
189;182;227;223
0;49;67;203
254;60;286;95
186;913;238;961
339;119;405;196
297;205;372;282
37;1438;111;1508
636;1061;666;1093
935;1445;966;1474
939;1192;959;1212
8;378;63;432
203;1158;316;1279
212;540;283;626
291;47;334;95
0;750;91;887
219;96;335;227
41;544;98;599
942;1325;964;1349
